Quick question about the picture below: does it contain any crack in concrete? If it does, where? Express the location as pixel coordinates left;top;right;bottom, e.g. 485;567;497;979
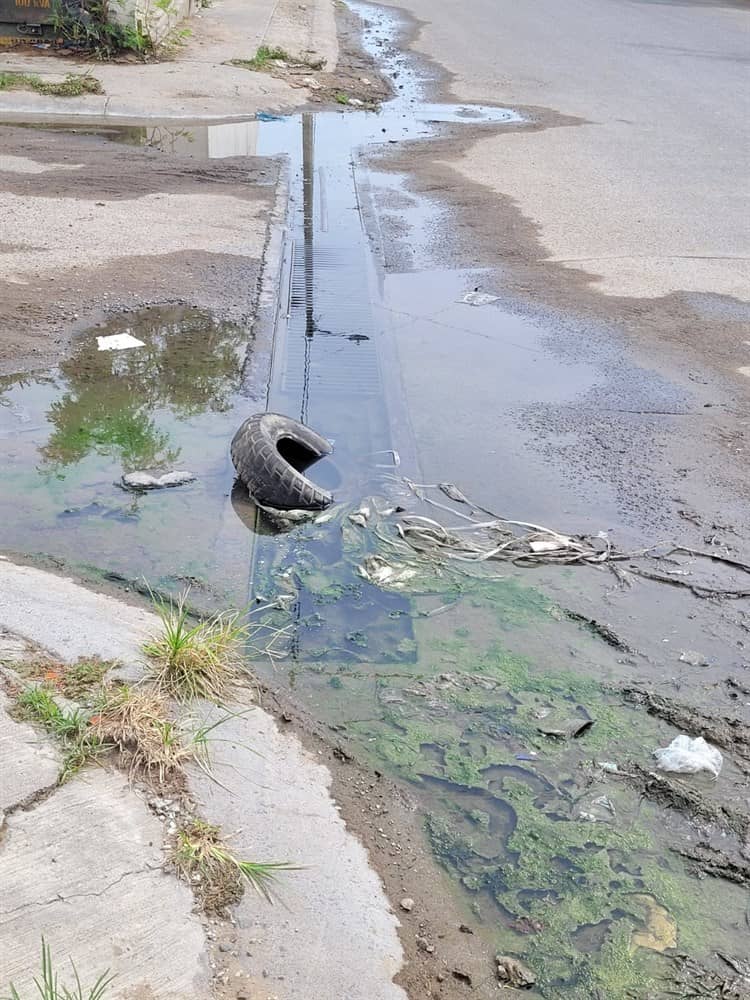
0;865;159;919
0;776;62;834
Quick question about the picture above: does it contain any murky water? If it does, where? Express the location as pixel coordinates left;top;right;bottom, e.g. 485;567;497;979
1;3;747;995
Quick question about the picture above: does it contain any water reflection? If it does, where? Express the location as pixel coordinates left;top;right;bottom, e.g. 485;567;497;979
37;307;245;475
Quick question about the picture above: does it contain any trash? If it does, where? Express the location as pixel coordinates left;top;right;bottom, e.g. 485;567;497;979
598;761;620;773
536;717;594;739
529;538;569;553
121;470;197;490
679;650;709;667
357;555;417;589
256;111;286;122
514;752;538;761
348;505;371;527
438;482;471;504
653;734;723;777
349;97;365;106
460;290;499;307
578;794;617;822
629;894;677;953
495;955;536;988
97;333;145;351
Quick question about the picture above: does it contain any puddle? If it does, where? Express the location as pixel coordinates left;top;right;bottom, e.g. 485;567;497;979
1;2;746;995
0;306;254;603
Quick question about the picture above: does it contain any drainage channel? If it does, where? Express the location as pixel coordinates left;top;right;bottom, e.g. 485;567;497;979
1;3;747;996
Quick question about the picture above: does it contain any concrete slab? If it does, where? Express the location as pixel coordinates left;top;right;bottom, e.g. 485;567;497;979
188;703;407;1000
0;559;156;672
0;0;339;120
0;689;60;814
0;769;211;999
0;561;407;997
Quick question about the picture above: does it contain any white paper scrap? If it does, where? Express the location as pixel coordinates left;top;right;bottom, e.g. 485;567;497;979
97;333;145;351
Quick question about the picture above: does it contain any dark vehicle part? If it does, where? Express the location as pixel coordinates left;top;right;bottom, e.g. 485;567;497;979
0;0;83;42
231;412;333;511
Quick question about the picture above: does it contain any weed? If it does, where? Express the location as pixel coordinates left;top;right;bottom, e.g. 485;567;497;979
143;591;248;701
61;660;110;699
229;46;325;72
0;72;103;98
15;686;104;782
171;818;297;912
51;0;149;59
334;92;350;105
2;937;113;1000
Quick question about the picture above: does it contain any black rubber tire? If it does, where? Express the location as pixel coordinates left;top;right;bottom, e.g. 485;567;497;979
230;412;334;511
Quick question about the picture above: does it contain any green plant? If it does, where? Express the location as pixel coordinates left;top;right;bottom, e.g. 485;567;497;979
228;46;325;72
2;937;113;1000
0;72;103;97
143;590;249;701
172;819;298;910
15;686;104;781
334;92;350;105
51;0;149;59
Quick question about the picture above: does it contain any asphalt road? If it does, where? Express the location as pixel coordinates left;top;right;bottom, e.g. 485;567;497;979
383;0;750;305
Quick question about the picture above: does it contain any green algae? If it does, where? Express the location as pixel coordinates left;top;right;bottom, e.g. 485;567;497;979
247;502;749;998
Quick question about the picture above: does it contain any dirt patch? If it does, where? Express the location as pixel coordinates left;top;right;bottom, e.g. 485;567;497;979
0;124;278;374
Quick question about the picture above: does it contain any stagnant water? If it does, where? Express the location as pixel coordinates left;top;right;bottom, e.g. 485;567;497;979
1;4;747;996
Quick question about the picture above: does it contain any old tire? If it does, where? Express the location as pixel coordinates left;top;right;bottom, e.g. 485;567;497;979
230;412;333;511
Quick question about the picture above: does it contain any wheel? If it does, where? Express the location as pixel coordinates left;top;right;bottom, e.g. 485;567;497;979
230;412;334;511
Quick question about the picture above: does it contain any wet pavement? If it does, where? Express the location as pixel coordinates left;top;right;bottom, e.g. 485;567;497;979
1;3;750;997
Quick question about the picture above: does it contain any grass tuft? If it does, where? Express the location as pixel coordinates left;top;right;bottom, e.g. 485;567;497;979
89;686;197;783
14;686;104;782
2;936;113;1000
171;818;298;912
143;591;248;702
334;92;350;105
0;72;103;97
229;46;325;72
14;681;219;784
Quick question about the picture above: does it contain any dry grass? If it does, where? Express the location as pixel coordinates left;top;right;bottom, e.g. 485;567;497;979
12;657;113;700
170;818;298;913
88;686;200;784
14;681;218;786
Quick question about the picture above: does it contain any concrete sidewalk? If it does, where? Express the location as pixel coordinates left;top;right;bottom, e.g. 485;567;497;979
0;0;339;119
0;560;406;999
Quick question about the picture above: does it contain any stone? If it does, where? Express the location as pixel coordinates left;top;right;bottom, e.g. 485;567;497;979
400;897;414;912
121;470;197;490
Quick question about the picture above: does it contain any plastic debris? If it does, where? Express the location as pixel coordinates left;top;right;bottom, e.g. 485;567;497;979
256;111;285;121
495;955;536;988
97;333;144;351
536;717;594;739
653;734;723;777
460;290;499;307
357;555;417;589
348;505;371;527
598;761;620;773
121;470;196;490
514;752;538;761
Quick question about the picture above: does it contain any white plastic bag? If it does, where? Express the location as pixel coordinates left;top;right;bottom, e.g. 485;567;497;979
653;734;723;778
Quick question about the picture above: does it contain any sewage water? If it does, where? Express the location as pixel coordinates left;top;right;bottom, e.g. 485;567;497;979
1;3;747;996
